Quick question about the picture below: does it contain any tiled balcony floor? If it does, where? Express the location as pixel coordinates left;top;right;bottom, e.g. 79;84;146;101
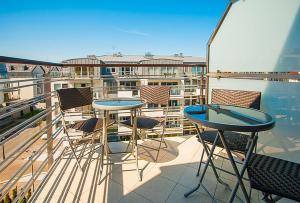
31;136;294;203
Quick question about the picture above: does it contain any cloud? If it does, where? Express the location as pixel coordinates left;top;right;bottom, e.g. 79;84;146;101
114;27;150;37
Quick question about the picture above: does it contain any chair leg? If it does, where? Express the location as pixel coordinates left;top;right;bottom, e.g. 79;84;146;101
196;148;205;176
126;137;133;153
98;143;104;185
155;137;163;161
65;133;83;172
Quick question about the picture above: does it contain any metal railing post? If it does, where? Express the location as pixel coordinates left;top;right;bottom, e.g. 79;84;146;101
44;72;53;169
2;144;5;160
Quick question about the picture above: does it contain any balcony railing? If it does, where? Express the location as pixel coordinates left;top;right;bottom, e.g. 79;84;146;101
0;57;207;202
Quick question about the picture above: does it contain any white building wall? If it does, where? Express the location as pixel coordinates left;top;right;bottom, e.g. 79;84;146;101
210;0;300;73
209;0;300;162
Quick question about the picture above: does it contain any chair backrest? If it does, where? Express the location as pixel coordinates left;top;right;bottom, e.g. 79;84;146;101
57;87;93;111
211;89;261;110
140;86;170;106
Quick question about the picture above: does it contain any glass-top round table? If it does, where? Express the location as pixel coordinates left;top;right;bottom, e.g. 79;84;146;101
93;99;144;111
92;99;144;181
184;104;275;132
183;104;275;202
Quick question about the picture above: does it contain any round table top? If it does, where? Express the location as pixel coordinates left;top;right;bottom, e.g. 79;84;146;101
184;104;275;132
92;99;144;111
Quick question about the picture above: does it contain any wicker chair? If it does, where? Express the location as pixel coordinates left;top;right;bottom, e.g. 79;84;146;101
121;86;170;161
247;153;300;202
196;88;261;176
57;87;113;172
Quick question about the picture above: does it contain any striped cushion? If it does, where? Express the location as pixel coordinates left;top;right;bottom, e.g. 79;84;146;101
198;129;249;152
211;89;261;110
140;86;170;105
69;118;114;134
57;87;93;111
121;116;162;129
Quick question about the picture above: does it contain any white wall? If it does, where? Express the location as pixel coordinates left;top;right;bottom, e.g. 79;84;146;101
210;0;300;73
208;0;300;162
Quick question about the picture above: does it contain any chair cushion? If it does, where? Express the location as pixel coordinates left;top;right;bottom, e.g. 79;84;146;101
197;129;249;152
69;118;114;134
121;116;162;129
247;153;300;202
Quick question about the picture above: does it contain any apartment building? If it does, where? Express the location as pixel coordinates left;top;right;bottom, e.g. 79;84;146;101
61;53;206;139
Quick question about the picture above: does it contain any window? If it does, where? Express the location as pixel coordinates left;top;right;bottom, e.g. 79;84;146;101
167;67;174;74
75;67;81;76
106;67;116;73
161;82;179;95
105;81;118;94
148;103;158;108
74;83;90;88
62;84;68;89
10;65;15;71
110;113;117;120
81;67;88;76
184;99;190;106
161;67;167;75
148;67;160;75
24;65;29;71
120;67;133;76
148;82;159;86
119;116;130;122
169;100;178;107
192;66;202;75
36;82;43;95
54;84;61;91
166;117;180;128
133;90;138;96
120;81;136;89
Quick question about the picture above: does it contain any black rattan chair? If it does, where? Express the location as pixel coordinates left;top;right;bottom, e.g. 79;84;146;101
121;86;170;161
196;89;261;176
247;153;300;202
57;87;113;172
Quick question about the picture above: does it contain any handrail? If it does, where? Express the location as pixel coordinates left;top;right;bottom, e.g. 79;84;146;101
0;114;62;172
0;94;53;119
0;105;57;142
0;127;63;200
0;91;55;113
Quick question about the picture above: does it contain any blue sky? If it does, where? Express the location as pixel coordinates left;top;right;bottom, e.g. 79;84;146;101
0;0;228;62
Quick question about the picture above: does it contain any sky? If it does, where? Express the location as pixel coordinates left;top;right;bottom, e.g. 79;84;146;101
0;0;228;62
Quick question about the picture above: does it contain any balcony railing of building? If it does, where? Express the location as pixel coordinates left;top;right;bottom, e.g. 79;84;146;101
0;56;207;202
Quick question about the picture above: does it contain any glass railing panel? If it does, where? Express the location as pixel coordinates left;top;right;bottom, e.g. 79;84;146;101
209;77;300;163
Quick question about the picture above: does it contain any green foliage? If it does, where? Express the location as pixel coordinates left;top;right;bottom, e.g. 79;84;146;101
21;109;42;119
19;197;26;203
12;188;17;200
26;189;32;200
4;193;12;203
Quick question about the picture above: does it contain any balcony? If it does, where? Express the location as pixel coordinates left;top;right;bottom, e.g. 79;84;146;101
0;58;210;202
0;0;300;200
27;136;262;203
1;54;299;203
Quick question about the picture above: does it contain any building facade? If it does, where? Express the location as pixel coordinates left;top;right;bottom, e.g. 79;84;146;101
59;53;206;139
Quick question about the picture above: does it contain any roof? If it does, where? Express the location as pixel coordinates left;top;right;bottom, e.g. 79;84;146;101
97;54;206;64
